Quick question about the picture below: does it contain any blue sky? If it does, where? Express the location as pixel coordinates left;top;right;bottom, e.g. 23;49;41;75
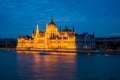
0;0;120;38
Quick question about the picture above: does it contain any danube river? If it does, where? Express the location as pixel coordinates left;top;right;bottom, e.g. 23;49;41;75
0;51;120;80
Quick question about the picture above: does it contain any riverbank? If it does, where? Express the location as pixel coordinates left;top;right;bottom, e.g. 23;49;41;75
0;48;120;55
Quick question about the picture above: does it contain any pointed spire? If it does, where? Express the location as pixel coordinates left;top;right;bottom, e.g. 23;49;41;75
35;24;40;38
51;17;53;22
35;24;39;35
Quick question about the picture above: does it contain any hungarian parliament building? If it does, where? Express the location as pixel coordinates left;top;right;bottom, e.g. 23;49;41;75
17;19;95;49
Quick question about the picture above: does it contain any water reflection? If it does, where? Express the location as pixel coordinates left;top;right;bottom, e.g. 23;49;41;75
16;51;120;80
47;52;77;56
16;51;76;80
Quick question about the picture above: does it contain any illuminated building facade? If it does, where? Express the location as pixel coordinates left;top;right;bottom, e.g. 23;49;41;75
17;19;96;50
17;19;76;49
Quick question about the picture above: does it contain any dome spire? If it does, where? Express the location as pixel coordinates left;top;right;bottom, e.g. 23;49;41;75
51;17;53;22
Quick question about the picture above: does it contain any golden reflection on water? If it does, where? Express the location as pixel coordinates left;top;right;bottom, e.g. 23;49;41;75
16;51;76;80
16;51;40;54
48;52;77;56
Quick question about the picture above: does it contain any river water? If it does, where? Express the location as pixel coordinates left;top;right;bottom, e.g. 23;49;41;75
0;51;120;80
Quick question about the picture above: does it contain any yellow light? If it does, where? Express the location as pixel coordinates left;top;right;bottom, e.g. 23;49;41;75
16;19;76;50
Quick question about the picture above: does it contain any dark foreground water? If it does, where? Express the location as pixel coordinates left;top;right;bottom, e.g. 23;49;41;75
0;51;120;80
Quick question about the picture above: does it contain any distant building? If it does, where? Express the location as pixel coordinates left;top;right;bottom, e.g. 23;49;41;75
76;33;96;49
0;38;17;48
96;37;120;49
16;18;96;50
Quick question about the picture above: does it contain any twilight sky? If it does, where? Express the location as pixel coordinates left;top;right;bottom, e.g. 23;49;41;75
0;0;120;38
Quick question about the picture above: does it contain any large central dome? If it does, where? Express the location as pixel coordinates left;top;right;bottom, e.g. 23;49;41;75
45;18;58;38
47;18;57;29
46;18;58;33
